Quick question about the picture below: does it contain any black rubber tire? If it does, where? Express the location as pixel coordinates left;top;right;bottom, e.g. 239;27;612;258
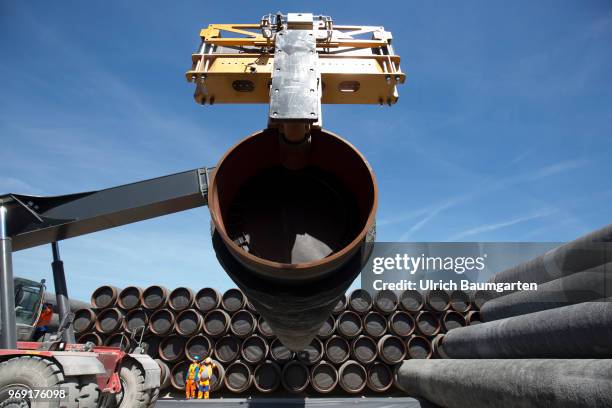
0;398;29;408
113;361;148;408
71;375;99;407
147;387;160;407
0;356;79;408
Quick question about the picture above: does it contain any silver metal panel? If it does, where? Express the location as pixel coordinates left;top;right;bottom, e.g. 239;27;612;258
287;13;314;29
269;29;319;123
52;352;106;376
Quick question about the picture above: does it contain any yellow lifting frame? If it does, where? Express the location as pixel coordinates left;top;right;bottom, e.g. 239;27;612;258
187;22;405;105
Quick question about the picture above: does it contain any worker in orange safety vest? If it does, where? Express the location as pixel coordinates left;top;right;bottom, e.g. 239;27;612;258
32;303;53;341
197;357;216;399
185;356;201;399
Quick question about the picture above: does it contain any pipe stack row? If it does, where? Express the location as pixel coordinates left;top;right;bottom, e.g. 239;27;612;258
75;285;483;396
395;224;612;408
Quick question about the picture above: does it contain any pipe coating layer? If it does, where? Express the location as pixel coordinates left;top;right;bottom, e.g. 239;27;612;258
481;264;611;321
441;300;612;358
488;224;611;287
395;359;612;408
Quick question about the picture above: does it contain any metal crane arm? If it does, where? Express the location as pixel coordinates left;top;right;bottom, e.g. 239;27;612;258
1;167;212;252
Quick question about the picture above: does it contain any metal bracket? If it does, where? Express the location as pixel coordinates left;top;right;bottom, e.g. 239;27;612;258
198;167;212;205
269;15;320;128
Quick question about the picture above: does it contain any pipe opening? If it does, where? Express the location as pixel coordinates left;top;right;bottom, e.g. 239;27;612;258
209;128;376;281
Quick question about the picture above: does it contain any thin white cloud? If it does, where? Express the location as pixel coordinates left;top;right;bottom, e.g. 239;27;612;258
510;148;535;164
397;194;472;241
526;159;589;181
394;157;585;242
449;210;557;241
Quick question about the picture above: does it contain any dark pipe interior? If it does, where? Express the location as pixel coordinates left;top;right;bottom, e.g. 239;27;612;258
213;128;375;269
225;166;359;264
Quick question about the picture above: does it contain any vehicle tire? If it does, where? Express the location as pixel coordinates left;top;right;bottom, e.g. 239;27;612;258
147;387;159;407
0;398;29;408
71;375;99;407
113;361;148;408
0;355;78;408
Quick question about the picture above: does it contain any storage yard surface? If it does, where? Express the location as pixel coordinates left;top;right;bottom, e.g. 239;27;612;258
155;397;433;407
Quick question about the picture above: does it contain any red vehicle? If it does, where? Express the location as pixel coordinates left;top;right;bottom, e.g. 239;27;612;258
0;341;160;407
0;243;160;407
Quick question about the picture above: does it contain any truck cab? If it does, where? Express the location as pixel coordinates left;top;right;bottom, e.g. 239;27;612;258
0;277;46;341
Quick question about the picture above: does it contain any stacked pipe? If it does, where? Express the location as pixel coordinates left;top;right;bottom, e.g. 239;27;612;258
395;224;612;408
78;285;483;397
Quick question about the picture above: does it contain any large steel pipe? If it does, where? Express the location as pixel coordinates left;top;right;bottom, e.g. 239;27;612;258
91;285;119;309
395;359;612;408
406;335;432;359
95;308;124;334
349;289;373;315
281;360;310;393
142;285;169;310
195;287;221;313
388;310;415;337
241;334;269;365
310;361;338;393
253;361;281;393
367;361;393;393
363;311;387;338
338;360;367;394
209;128;377;351
168;287;194;312
257;316;275;339
415;311;440;337
224;360;253;393
214;335;241;364
325;335;350;365
175;309;203;337
297;337;324;366
449;290;471;313
270;338;295;364
170;361;189;391
159;334;186;363
117;286;143;311
377;334;407;364
425;290;450;312
148;309;175;336
230;310;256;338
203;309;230;337
373;289;398;314
441;310;466;332
337;310;363;338
488;224;612;287
351;335;377;364
441;300;612;358
185;335;212;361
399;290;424;312
73;308;97;334
221;288;246;314
481;264;610;321
124;308;149;334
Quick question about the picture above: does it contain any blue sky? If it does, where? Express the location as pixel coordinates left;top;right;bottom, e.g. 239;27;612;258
1;1;611;301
